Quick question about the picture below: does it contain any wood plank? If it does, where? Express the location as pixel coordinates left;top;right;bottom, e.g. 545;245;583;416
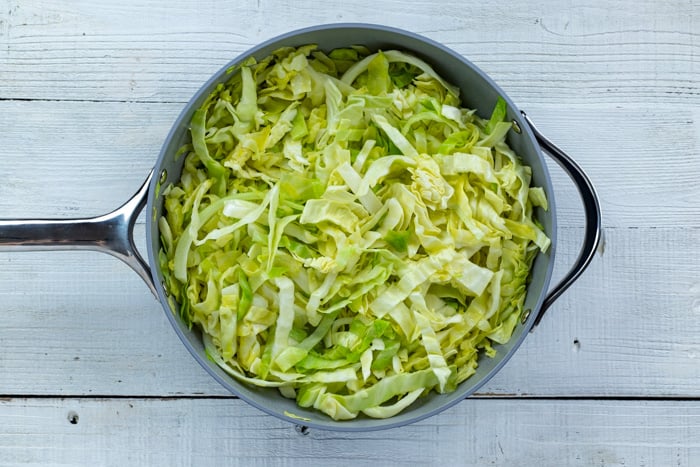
0;397;698;466
1;226;699;397
487;225;700;396
0;100;179;218
1;0;698;105
0;99;698;227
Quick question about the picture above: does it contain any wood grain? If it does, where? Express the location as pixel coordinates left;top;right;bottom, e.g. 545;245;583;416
0;397;698;466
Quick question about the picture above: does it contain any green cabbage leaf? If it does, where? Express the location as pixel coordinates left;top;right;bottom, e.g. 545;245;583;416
159;45;550;421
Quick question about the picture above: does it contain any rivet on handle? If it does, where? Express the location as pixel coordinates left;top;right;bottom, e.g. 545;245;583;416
520;309;531;325
511;119;522;134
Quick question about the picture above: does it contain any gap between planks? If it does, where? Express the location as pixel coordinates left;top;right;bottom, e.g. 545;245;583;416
0;96;187;105
4;394;700;401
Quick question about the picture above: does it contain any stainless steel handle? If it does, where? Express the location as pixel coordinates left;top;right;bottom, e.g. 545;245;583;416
0;171;157;296
522;112;602;327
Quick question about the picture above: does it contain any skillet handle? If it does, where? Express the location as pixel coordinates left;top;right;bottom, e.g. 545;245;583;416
0;171;157;297
522;112;602;327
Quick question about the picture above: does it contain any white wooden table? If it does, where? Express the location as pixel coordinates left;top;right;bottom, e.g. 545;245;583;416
1;1;698;465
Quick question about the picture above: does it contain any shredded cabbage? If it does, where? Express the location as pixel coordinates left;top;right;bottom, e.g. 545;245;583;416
159;46;550;420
